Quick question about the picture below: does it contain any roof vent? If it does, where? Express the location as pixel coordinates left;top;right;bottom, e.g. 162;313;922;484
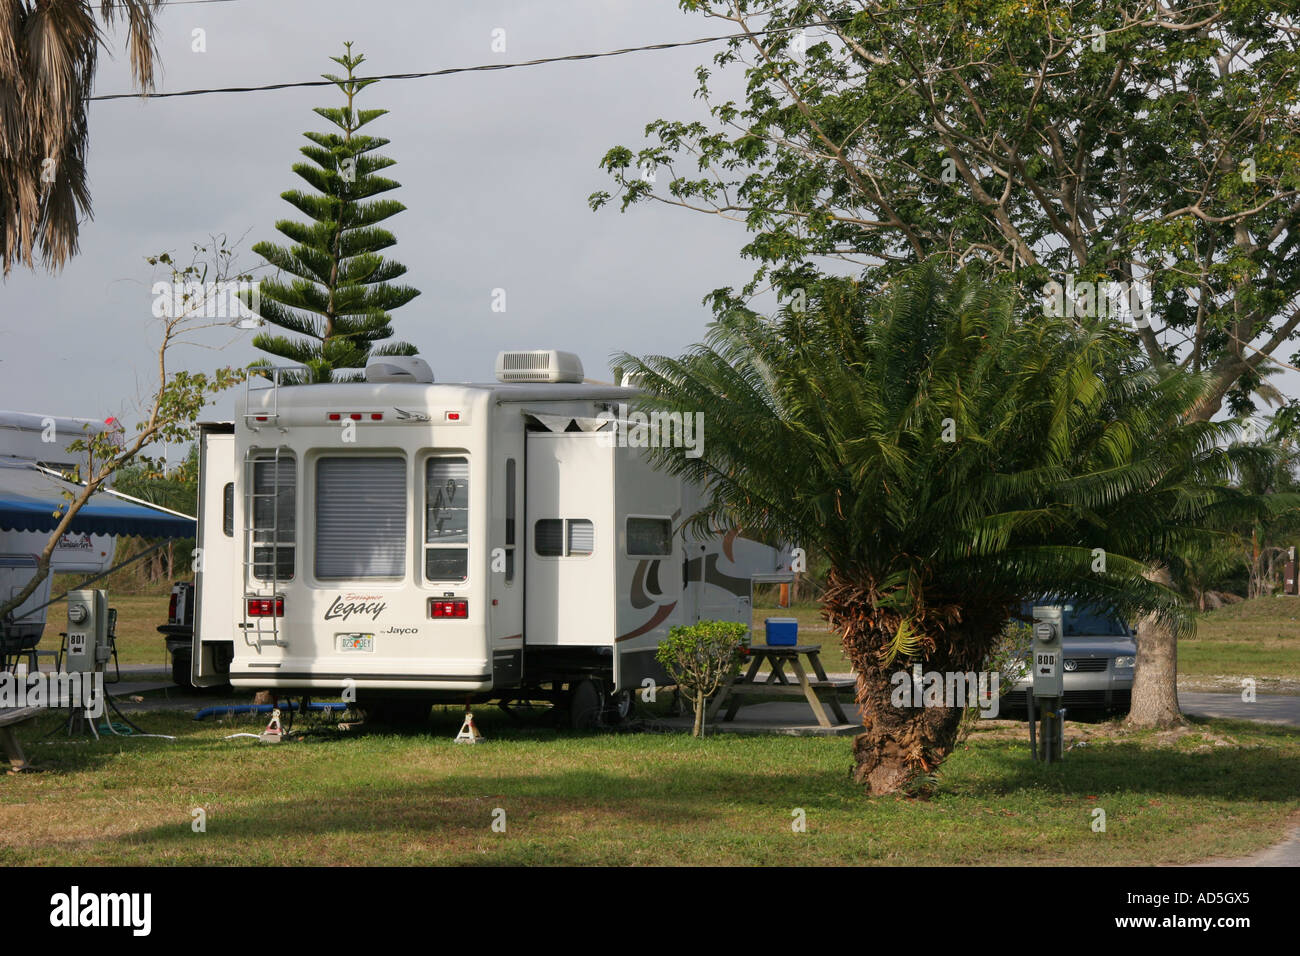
495;350;584;384
365;357;434;384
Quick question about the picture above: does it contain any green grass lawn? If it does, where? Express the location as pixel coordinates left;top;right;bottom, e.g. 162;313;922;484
1182;595;1300;685
14;586;1300;866
1;707;1295;866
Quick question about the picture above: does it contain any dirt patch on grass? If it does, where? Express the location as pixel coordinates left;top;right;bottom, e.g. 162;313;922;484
966;718;1247;752
1179;675;1300;694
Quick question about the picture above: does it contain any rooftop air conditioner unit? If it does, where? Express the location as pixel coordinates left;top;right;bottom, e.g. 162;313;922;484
364;356;434;384
495;350;584;384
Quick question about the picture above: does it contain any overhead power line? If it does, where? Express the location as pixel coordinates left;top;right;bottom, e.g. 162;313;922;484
88;10;951;103
88;30;805;102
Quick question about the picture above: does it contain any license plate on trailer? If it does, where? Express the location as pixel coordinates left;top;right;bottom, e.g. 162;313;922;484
339;633;374;652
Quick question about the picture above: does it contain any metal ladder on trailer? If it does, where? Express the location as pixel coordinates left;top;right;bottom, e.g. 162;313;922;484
241;368;295;648
244;364;290;426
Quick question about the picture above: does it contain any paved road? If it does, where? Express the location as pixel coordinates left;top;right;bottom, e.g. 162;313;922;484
1189;825;1300;867
1180;692;1300;727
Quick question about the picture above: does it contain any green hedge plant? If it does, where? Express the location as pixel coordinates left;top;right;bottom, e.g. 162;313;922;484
656;620;748;737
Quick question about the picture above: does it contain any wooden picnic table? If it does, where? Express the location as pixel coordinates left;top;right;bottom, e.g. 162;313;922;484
707;644;854;729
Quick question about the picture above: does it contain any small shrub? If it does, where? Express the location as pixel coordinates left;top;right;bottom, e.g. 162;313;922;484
656;620;747;737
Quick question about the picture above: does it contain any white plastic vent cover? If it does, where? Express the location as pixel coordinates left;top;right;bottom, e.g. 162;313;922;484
364;356;434;384
495;350;584;384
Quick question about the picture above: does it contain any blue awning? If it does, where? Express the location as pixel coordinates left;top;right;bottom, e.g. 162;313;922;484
0;461;195;539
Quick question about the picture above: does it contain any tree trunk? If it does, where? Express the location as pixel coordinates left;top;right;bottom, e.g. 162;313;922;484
850;665;969;794
1127;565;1185;729
693;690;705;737
825;570;1001;794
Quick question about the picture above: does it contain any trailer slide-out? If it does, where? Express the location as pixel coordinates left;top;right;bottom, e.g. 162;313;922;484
191;350;792;721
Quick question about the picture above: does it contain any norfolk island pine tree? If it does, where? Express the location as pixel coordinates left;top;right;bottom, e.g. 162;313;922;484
244;43;419;382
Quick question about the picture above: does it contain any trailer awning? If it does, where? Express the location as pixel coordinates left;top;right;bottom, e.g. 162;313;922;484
522;410;613;433
0;461;196;539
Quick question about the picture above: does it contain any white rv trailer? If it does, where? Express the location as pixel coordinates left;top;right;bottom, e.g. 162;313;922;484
191;352;790;718
0;412;117;648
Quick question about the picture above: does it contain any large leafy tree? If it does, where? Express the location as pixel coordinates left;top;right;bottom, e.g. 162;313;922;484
249;43;419;382
1;0;163;274
593;0;1300;726
617;264;1271;793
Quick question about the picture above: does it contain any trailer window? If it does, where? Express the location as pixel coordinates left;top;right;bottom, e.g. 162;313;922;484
250;455;295;582
626;517;672;556
425;457;469;582
534;519;563;557
222;483;234;537
316;457;407;579
533;519;593;557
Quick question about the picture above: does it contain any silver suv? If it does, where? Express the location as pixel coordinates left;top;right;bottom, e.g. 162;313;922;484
1003;603;1137;717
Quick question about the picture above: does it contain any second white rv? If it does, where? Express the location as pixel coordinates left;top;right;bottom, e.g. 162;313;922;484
191;351;789;722
0;412;118;653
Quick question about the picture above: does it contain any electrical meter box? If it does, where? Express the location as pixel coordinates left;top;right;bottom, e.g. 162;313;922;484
1031;605;1064;698
65;589;109;673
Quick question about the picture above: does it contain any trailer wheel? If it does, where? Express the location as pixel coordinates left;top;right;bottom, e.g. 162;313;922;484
604;688;635;724
567;679;603;730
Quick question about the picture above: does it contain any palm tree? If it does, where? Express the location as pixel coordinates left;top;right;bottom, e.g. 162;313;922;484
1230;415;1300;599
1;1;163;275
617;264;1269;794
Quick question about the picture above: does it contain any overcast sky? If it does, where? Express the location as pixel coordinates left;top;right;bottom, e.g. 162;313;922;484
3;1;1295;444
0;0;765;435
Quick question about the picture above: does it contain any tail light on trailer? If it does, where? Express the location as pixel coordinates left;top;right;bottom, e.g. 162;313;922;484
429;599;468;619
247;596;284;617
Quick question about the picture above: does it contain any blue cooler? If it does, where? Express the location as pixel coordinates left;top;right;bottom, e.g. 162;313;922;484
764;617;799;646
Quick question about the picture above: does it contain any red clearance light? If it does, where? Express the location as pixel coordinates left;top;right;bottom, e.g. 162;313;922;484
370;413;383;421
428;599;468;619
445;411;460;421
255;416;269;422
247;596;284;617
328;413;341;421
350;413;362;421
